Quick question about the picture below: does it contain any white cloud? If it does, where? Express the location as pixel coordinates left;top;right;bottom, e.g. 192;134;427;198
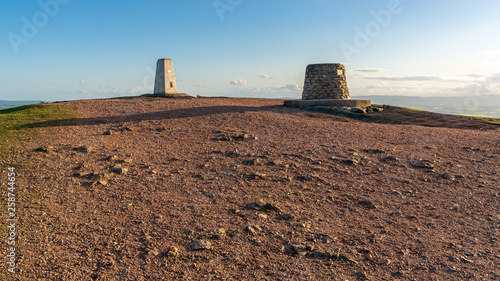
274;84;301;92
79;80;88;86
76;89;89;94
352;68;384;73
363;74;490;83
230;80;248;86
467;73;485;78
287;73;299;78
353;73;500;97
364;75;445;82
257;74;273;79
452;73;500;96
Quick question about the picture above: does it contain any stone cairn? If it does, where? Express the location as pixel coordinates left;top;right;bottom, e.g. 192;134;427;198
302;63;350;100
283;63;371;109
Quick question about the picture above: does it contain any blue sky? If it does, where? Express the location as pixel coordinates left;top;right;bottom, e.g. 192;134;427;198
1;0;500;101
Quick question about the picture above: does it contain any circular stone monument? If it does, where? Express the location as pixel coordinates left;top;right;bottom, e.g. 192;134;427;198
302;63;350;100
284;63;371;108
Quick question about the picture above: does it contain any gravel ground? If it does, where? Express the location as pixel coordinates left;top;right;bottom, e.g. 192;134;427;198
1;97;499;280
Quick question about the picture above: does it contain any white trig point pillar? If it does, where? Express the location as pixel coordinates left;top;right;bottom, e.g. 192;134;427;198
154;59;178;94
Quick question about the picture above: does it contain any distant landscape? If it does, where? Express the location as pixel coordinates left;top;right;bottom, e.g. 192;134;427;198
0;100;42;110
2;95;500;118
356;95;500;118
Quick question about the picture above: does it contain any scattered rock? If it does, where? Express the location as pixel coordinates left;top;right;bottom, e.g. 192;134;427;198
441;173;455;180
463;147;481;152
187;240;212;251
162;246;179;258
200;228;226;240
156;127;170;132
278;213;295;220
356;271;368;279
278;176;292;183
250;238;263;246
112;167;129;175
236;133;250;140
341;159;359;166
247;200;281;213
358;199;377;209
148;248;160;257
332;253;358;264
245;224;262;235
413;160;435;169
317;234;334;244
103;130;113;135
220;133;258;142
92;179;108;186
106;155;119;161
246;172;267;180
297;174;322;182
257;213;268;219
380;156;399;163
391;190;403;196
35;146;55;153
364;148;386;154
312;166;328;172
245;158;261;165
75;146;91;153
268;159;283;166
460;256;474;264
290;243;308;256
372;107;384;112
310;251;331;259
351;107;366;114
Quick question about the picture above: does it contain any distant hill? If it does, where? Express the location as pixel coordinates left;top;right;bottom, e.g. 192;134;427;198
0;100;43;110
354;95;500;118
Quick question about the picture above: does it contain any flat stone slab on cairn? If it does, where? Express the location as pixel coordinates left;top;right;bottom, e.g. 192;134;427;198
284;99;371;108
141;93;192;98
284;63;370;108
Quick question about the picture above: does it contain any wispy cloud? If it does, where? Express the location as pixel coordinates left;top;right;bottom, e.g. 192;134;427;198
353;73;500;97
257;74;273;79
364;75;445;81
79;80;88;86
287;73;299;78
230;80;248;86
351;68;384;73
362;75;488;83
274;84;301;92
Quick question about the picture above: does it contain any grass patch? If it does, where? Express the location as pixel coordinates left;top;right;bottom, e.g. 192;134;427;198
390;105;429;112
472;116;500;124
390;105;500;124
0;103;77;159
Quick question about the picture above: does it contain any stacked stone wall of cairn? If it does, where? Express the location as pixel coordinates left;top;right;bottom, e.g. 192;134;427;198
302;64;350;100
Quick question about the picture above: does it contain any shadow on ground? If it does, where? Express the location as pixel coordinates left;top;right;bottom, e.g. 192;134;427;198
19;103;500;131
19;105;286;128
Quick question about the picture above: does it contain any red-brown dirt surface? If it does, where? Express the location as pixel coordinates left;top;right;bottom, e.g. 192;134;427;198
2;97;499;280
